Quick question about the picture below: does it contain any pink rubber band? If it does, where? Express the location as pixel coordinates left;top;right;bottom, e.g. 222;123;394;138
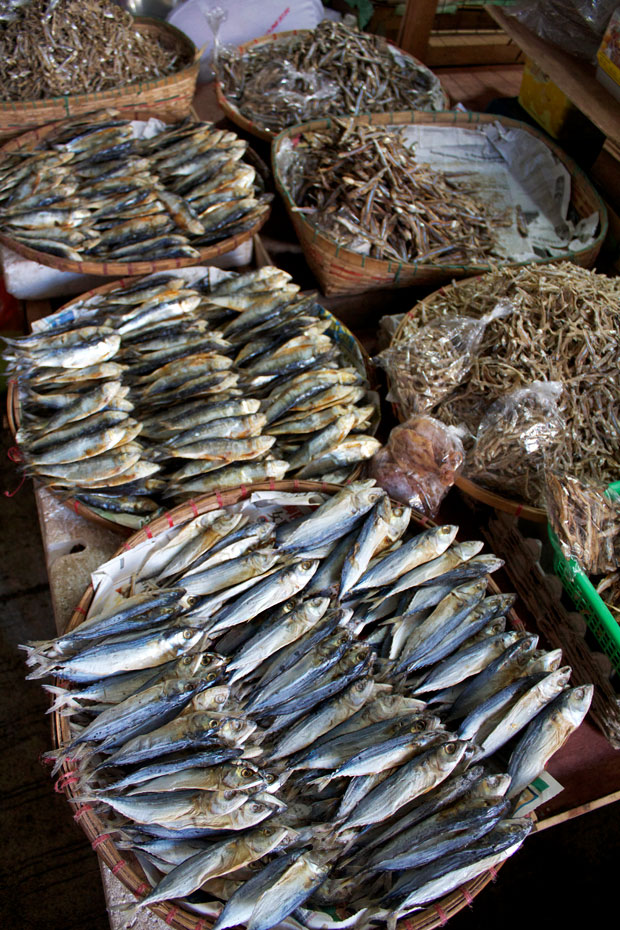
215;490;224;508
144;526;153;539
462;888;474;906
434;904;448;926
240;484;248;498
55;772;78;792
189;499;199;517
91;834;111;850
135;883;149;897
489;866;498;881
112;860;126;875
73;805;93;820
165;906;179;925
165;512;174;527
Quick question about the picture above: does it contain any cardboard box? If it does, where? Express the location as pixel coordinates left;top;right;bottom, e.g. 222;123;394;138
596;7;620;103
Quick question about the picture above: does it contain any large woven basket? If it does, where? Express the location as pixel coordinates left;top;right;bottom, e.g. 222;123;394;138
6;269;378;533
0;110;270;276
214;29;450;142
50;481;516;930
0;17;199;143
271;110;607;297
391;274;550;524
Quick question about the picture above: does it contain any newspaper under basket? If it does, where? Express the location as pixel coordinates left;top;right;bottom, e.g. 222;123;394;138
51;481;516;930
271;110;607;297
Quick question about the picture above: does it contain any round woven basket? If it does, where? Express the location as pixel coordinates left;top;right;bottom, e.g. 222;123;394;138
6;269;378;532
214;29;450;142
0;17;199;143
51;481;512;930
390;275;549;523
0;109;271;276
271;110;607;297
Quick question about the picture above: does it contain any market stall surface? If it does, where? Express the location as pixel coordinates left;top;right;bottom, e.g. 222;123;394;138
1;412;619;930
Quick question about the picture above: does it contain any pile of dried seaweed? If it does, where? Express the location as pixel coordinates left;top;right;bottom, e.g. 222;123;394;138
0;0;190;101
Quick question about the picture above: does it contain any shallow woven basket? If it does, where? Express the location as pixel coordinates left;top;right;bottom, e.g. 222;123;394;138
214;29;450;143
0;17;199;143
0;108;270;276
6;271;377;533
391;275;549;523
50;481;516;930
271;110;607;297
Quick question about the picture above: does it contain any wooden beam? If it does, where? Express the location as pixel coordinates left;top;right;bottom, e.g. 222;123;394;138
534;789;620;831
397;0;439;62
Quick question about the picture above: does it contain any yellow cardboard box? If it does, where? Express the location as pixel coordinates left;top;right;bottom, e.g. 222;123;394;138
518;57;575;139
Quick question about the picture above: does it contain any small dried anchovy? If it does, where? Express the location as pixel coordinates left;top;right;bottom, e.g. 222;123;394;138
0;0;190;101
546;472;620;576
392;263;620;507
289;120;498;265
217;19;444;135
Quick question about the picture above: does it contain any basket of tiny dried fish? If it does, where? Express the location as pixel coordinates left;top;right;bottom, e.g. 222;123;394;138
20;479;594;930
214;20;448;142
4;264;381;532
0;109;272;274
272;110;606;296
381;263;620;521
0;1;199;141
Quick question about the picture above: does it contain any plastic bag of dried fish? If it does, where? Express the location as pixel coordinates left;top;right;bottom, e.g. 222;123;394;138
216;20;445;135
467;381;565;506
546;472;620;575
21;483;594;927
378;301;513;416
369;416;465;518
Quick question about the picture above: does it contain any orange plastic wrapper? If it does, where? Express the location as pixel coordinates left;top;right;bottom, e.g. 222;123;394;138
369;415;465;517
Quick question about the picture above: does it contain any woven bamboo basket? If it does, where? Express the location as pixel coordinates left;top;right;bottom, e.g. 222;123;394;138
6;269;378;533
271;110;607;297
0;109;271;276
50;481;517;930
214;29;450;143
390;274;548;523
0;17;199;143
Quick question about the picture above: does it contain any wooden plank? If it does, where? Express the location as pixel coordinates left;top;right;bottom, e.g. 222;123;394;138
427;35;525;68
398;0;439;61
487;6;620;147
535;790;620;831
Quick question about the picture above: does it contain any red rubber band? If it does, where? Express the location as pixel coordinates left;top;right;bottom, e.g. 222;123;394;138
112;859;126;875
39;752;54;767
73;500;80;514
4;474;26;497
434;904;448;926
165;906;179;925
268;479;275;490
165;512;174;527
189;499;199;517
135;883;149;897
7;445;23;463
514;504;523;518
194;921;207;930
74;605;87;616
73;805;93;820
489;866;498;881
240;484;248;498
124;541;132;551
294;479;300;489
463;888;474;906
215;490;224;508
91;834;111;850
144;526;153;539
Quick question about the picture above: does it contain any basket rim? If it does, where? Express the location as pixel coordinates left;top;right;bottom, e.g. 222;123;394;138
6;270;378;532
271;109;608;276
0;16;199;116
0;109;269;275
52;481;513;930
213;27;450;142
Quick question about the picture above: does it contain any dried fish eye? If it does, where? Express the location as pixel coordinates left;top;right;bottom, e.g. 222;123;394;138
186;596;197;607
301;561;313;571
412;721;426;732
208;718;219;728
392;506;404;517
265;773;276;783
282;600;295;613
261;826;274;835
205;672;217;681
242;767;255;777
445;742;457;754
253;803;265;813
232;720;243;731
215;694;226;704
224;790;235;800
182;630;193;640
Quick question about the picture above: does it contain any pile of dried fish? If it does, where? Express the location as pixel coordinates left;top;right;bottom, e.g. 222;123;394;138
4;266;380;525
0;0;190;101
217;20;444;136
0;111;270;264
22;483;593;926
389;263;620;507
285;121;498;265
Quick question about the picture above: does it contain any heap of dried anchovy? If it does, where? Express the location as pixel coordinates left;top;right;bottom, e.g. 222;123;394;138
217;19;444;135
289;121;498;265
0;0;190;101
391;263;620;506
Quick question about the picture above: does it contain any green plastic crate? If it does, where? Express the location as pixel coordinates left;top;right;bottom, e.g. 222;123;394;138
548;481;620;675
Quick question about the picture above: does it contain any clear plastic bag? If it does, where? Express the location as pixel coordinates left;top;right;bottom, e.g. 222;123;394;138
509;0;618;62
377;300;513;418
466;380;564;506
546;471;620;574
368;415;465;517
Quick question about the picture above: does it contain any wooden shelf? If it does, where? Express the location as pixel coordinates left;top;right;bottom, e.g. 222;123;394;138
487;6;620;148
